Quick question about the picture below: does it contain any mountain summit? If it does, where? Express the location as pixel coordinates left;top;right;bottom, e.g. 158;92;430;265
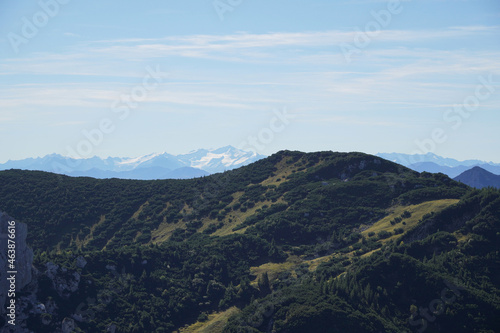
177;146;261;174
454;166;500;189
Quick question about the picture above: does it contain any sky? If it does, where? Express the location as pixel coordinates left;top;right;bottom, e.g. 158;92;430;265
0;0;499;163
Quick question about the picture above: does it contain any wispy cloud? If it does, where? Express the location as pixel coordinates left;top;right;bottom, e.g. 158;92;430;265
1;26;499;119
6;26;499;62
73;26;499;64
1;26;498;77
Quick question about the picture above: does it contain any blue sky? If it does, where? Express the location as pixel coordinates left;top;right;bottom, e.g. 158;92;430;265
0;0;499;163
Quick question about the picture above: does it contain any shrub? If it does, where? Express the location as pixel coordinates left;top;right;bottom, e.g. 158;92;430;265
377;230;392;239
394;228;404;235
197;313;208;322
401;210;412;218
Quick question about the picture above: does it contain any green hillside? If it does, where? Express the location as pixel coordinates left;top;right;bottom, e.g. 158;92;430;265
1;151;499;332
226;188;500;332
0;151;466;252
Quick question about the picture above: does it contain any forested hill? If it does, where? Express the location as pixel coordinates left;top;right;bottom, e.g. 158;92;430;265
0;150;466;252
1;151;499;332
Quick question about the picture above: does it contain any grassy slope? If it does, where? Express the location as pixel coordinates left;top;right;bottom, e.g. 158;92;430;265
360;198;460;241
150;155;304;242
246;199;460;285
178;307;240;333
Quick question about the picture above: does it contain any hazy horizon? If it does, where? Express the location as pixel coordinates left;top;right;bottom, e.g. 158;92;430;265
1;147;500;166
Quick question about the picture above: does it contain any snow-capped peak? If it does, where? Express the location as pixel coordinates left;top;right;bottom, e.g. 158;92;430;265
117;152;164;167
0;147;267;176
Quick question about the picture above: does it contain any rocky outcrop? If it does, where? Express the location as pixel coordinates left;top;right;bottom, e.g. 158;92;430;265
61;317;75;333
0;212;118;332
46;262;81;299
75;256;87;269
0;211;34;314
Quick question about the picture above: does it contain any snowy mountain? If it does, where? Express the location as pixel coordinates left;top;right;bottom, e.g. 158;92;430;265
0;146;266;180
115;152;185;171
177;146;263;174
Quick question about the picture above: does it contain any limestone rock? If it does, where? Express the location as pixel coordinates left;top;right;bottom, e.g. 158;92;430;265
75;256;87;269
107;324;117;332
0;211;34;315
45;262;81;298
61;317;75;333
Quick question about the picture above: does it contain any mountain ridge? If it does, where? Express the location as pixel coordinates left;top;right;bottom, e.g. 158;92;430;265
4;150;499;180
377;152;500;178
376;152;500;168
0;146;266;179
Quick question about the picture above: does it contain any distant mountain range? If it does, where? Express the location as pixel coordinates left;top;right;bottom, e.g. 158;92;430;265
0;146;265;180
454;166;500;189
377;152;500;178
3;150;499;181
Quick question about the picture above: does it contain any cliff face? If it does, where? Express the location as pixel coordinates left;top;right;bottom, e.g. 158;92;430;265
0;211;34;314
0;211;87;332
